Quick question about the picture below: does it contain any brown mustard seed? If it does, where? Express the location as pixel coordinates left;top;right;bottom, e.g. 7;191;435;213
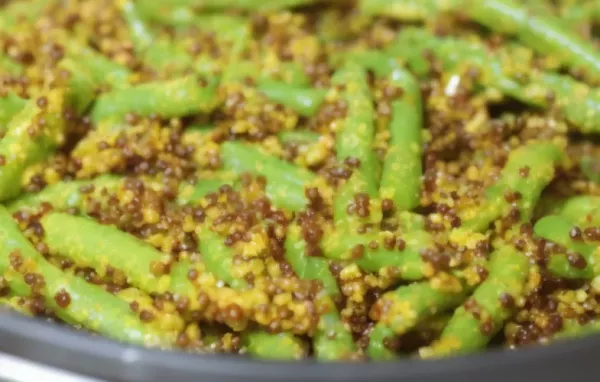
54;289;71;308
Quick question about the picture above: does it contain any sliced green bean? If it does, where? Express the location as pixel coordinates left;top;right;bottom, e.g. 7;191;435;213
177;177;239;205
422;245;529;357
367;279;470;360
360;0;460;21
241;331;306;360
119;0;194;72
285;226;356;360
331;63;379;226
257;81;327;117
534;215;598;279
460;142;564;232
198;219;306;360
7;175;123;213
0;206;173;347
379;68;423;211
58;58;97;115
465;0;600;82
0;89;66;202
220;141;316;212
40;213;171;294
323;229;432;280
278;130;321;145
197;227;247;290
62;39;131;88
555;196;600;227
91;75;219;122
0;93;27;135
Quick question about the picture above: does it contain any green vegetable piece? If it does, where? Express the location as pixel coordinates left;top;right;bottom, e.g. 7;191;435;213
91;75;219;122
466;0;600;82
323;230;432;280
7;175;123;213
423;246;529;357
197;227;247;290
40;213;171;294
331;63;379;226
0;206;173;347
59;59;97;115
534;215;597;279
62;39;131;88
461;142;563;232
379;68;423;211
0;94;27;135
0;89;66;201
368;280;469;360
177;177;239;205
220;142;316;212
241;331;306;360
360;0;460;20
257;81;327;117
556;196;600;227
278;130;321;145
285;226;356;360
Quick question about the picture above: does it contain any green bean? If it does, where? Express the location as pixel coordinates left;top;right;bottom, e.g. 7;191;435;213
197;227;247;290
58;59;97;115
422;245;529;357
138;1;248;36
257;81;327;117
555;318;600;340
167;0;319;11
367;279;470;360
61;39;131;88
460;142;564;232
379;68;423;211
177;177;239;205
6;175;123;213
360;0;460;21
0;89;66;202
367;324;397;360
372;0;600;80
285;226;356;360
522;72;600;134
0;206;173;347
91;75;219;123
197;219;306;360
331;63;379;226
40;213;172;294
555;196;600;227
391;28;542;106
395;29;600;133
322;229;432;280
465;0;600;82
0;93;27;135
334;50;401;78
278;130;321;145
534;215;597;279
119;0;194;72
220;141;316;212
241;331;307;360
0;296;33;316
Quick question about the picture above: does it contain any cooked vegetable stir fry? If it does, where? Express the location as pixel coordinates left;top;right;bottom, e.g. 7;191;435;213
0;0;599;361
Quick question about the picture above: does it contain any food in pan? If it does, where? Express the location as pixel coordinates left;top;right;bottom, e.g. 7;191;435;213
1;0;600;361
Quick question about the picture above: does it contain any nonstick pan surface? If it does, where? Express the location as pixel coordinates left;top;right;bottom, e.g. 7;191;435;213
0;310;598;382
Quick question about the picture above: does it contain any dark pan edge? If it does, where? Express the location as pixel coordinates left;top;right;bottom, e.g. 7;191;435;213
1;310;599;382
